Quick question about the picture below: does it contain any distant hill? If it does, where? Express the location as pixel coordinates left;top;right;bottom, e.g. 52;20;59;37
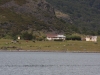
46;0;100;35
1;0;100;39
0;0;71;38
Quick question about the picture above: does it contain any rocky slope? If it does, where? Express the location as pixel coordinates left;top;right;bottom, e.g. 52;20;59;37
46;0;100;35
0;0;69;37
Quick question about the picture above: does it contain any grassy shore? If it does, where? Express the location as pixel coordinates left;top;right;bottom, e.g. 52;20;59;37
0;37;100;52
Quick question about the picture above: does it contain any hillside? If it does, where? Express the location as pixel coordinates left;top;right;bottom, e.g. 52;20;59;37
0;0;72;38
1;0;100;39
46;0;100;35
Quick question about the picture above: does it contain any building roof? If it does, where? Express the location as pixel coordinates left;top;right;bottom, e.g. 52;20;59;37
57;35;66;37
47;34;65;38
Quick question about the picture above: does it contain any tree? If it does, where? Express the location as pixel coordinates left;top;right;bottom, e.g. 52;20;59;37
22;32;33;40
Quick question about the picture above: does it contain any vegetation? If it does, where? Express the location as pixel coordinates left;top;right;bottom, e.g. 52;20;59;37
0;0;100;39
22;32;33;40
0;0;11;5
0;0;72;39
0;36;100;52
14;0;27;5
66;35;81;41
46;0;100;35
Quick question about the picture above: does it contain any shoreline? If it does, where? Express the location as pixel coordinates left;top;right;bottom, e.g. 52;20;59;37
0;39;100;53
0;50;100;53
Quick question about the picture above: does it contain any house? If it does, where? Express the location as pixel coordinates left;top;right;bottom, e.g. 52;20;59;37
18;36;20;40
46;34;66;41
85;36;97;42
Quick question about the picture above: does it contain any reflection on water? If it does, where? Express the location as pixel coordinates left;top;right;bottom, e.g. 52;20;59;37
0;52;100;75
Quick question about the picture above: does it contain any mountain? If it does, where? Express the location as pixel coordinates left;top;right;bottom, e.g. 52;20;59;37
1;0;100;39
0;0;71;38
46;0;100;35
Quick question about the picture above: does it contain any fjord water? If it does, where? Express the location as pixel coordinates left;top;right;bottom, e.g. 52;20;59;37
0;52;100;75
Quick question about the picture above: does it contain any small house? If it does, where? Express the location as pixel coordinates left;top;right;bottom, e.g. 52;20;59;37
18;36;20;40
46;34;66;41
85;36;97;42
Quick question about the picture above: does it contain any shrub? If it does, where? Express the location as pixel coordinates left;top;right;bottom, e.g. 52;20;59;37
54;39;63;41
22;32;33;40
71;36;81;40
66;35;81;41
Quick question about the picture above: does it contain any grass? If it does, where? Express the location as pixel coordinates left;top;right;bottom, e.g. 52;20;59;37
0;37;100;52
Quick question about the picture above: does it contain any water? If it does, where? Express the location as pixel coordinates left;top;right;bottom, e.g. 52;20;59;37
0;52;100;75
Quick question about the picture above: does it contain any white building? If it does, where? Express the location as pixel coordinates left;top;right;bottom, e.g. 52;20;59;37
46;34;66;41
18;36;20;40
85;36;97;42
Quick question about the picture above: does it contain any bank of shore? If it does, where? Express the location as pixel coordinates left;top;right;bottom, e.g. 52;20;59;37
0;39;100;53
0;49;100;53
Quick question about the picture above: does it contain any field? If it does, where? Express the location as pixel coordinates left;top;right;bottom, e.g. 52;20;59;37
0;37;100;52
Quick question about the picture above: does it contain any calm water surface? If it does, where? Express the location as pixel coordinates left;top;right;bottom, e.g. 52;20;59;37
0;52;100;75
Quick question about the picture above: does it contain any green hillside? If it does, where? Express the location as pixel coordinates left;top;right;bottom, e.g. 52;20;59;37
0;0;100;39
46;0;100;35
0;0;73;39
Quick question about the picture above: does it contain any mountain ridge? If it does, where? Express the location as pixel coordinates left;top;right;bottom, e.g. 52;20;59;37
46;0;100;35
0;0;70;38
